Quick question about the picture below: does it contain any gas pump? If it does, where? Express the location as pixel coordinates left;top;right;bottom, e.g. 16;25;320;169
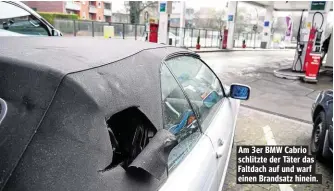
290;10;325;82
303;12;324;82
149;23;159;43
274;1;329;82
222;29;228;49
292;10;305;72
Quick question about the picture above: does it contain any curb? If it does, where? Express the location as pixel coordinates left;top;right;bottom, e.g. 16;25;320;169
193;50;232;53
273;67;305;80
273;71;302;80
193;48;294;53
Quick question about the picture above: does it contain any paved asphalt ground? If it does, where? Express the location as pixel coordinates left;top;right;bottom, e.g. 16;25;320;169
199;50;333;191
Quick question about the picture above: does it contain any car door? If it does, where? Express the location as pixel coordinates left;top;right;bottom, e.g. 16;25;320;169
165;55;239;190
158;64;219;191
327;100;333;150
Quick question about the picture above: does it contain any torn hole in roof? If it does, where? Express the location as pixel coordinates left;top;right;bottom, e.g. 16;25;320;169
103;107;156;171
102;107;177;180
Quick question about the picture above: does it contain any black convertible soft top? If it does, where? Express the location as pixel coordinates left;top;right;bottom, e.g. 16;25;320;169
0;37;195;191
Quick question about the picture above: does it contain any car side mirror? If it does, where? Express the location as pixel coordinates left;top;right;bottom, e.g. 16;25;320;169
229;84;250;100
52;29;63;36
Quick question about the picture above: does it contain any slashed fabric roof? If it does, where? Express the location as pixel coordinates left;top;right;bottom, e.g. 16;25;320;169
0;37;195;191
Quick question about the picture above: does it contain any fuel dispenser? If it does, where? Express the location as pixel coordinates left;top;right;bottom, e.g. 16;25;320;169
149;23;158;43
291;10;325;82
274;2;330;83
292;10;306;72
303;12;324;81
222;29;228;49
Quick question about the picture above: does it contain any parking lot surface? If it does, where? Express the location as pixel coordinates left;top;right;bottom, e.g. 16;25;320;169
199;51;333;190
223;107;332;191
201;50;332;124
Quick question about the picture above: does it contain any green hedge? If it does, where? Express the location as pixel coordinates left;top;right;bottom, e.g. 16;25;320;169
37;12;78;25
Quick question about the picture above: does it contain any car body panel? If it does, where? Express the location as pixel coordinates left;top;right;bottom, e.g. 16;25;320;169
159;134;219;191
160;54;241;191
204;97;239;183
328;101;333;150
0;29;27;36
218;100;239;190
159;55;242;191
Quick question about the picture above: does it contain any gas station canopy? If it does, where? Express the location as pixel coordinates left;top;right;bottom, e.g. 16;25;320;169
249;1;333;11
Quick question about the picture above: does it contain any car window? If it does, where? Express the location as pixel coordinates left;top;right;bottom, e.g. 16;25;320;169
161;64;202;172
166;56;224;132
0;2;49;36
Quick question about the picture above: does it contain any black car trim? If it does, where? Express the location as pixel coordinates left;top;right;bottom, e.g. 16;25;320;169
163;52;226;97
0;98;7;125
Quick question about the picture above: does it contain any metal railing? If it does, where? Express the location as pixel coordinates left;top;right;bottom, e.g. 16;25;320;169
168;27;221;48
233;32;262;48
54;19;223;48
54;19;147;40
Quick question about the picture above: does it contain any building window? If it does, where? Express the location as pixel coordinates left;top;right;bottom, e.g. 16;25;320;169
104;16;111;22
104;3;111;10
89;1;95;6
98;2;101;8
66;10;74;14
98;16;101;21
82;12;86;19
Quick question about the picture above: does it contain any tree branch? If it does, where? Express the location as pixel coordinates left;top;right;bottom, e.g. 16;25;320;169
139;1;158;13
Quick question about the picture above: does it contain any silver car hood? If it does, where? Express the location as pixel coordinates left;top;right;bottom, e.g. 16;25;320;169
0;29;27;36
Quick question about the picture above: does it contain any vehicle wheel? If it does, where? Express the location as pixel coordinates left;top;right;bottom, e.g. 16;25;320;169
310;111;327;160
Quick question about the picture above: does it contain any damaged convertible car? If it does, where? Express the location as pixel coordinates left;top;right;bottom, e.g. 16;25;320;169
0;37;250;191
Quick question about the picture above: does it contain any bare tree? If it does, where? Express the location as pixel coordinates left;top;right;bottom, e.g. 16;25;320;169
127;1;158;24
271;17;287;34
234;7;249;33
193;9;226;30
215;10;226;30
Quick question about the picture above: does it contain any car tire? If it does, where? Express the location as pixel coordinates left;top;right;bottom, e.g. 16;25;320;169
310;111;327;161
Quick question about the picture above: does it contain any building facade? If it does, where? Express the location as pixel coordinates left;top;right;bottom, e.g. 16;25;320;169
24;1;112;22
112;13;130;23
